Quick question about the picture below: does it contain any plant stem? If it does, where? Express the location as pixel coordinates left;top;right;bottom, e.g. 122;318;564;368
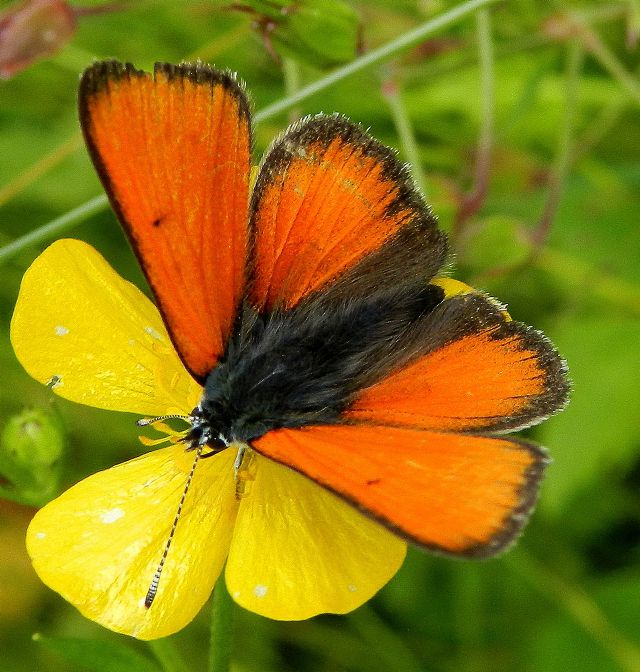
506;551;640;672
453;7;494;238
530;39;582;250
0;134;84;208
147;638;189;672
282;57;302;123
580;19;640;104
382;77;428;197
209;572;234;672
476;38;582;281
254;0;503;123
0;194;108;265
186;23;250;62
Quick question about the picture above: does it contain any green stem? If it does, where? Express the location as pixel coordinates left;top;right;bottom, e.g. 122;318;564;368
0;134;83;208
253;0;503;123
282;57;302;123
348;605;424;672
577;18;640;104
0;0;501;265
186;23;250;62
453;7;495;237
0;194;108;265
536;247;640;315
454;564;485;672
209;572;234;672
627;0;640;47
477;37;582;282
147;638;189;672
506;551;640;672
476;6;494;172
383;78;429;197
571;90;625;165
530;39;582;250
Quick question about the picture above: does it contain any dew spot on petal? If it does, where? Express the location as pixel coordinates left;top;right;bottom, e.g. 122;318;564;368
54;325;69;336
169;373;180;390
99;507;125;524
253;584;268;598
35;531;46;539
232;591;240;598
348;584;357;593
144;326;163;341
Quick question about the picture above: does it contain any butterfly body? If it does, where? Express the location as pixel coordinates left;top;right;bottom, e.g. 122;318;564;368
193;284;445;446
69;60;567;557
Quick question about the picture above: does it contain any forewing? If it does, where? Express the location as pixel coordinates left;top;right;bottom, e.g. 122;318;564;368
248;114;447;311
79;61;251;382
253;425;548;557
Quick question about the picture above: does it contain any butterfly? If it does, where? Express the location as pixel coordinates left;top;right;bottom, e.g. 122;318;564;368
12;61;569;639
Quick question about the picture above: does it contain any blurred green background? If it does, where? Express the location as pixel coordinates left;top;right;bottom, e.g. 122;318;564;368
1;0;640;670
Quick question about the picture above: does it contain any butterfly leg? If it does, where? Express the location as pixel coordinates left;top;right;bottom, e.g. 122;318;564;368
233;442;257;500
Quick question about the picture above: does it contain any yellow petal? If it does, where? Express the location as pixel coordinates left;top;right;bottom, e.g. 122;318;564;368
27;446;238;639
431;277;476;298
226;454;407;620
11;239;202;416
431;277;511;320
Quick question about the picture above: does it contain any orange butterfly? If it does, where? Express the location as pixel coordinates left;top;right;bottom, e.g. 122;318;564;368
12;61;568;639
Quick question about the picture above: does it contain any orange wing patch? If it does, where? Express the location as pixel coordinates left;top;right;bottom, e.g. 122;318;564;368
249;115;446;311
346;292;569;433
253;424;547;557
79;61;251;382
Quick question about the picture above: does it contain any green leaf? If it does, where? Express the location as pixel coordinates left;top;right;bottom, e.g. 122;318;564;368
33;634;161;672
247;0;360;68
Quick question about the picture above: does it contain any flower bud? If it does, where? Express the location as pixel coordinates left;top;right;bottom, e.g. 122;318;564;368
0;408;64;506
0;0;76;79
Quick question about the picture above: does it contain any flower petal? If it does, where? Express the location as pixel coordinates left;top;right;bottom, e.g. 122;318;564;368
26;446;238;639
226;454;406;620
11;239;202;416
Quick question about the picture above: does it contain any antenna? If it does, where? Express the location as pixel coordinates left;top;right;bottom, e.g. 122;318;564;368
144;441;204;609
137;414;191;427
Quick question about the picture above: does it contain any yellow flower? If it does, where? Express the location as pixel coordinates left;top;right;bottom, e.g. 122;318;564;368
11;238;406;640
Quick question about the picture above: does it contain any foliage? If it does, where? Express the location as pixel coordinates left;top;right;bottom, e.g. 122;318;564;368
1;0;639;670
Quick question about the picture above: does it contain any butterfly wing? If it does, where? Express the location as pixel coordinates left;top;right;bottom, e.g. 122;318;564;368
248;114;447;311
79;61;251;382
253;424;547;557
252;289;567;556
345;289;569;433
